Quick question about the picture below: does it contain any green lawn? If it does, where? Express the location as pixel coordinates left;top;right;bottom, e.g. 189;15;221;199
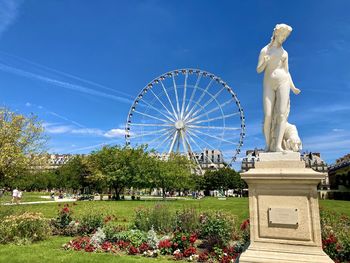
0;197;250;224
0;191;52;204
0;197;349;263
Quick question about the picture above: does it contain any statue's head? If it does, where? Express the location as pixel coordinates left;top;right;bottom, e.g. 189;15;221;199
271;24;292;45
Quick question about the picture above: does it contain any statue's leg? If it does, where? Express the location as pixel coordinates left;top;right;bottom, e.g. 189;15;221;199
274;84;290;152
263;85;275;151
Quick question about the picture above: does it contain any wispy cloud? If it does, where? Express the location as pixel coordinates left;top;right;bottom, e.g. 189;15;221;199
25;102;85;128
0;63;133;104
72;140;121;152
0;0;21;37
43;122;125;139
0;51;134;99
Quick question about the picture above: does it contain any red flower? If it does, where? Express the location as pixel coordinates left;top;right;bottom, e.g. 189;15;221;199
138;242;150;253
198;252;209;262
189;234;197;244
181;235;187;241
183;246;196;257
173;242;178;248
116;240;130;249
240;219;250;230
158;239;172;249
84;244;95;252
101;241;112;252
128;246;138;255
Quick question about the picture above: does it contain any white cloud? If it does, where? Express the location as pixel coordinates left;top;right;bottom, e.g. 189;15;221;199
0;0;21;38
45;124;72;134
104;128;125;138
71;128;103;136
332;128;344;132
25;102;31;107
43;123;126;139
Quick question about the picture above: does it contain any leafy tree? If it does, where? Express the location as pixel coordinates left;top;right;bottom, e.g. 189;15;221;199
201;168;246;194
58;156;91;192
153;154;193;198
87;145;150;200
0;108;46;186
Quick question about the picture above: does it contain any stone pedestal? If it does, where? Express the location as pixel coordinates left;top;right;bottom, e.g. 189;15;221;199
239;152;333;263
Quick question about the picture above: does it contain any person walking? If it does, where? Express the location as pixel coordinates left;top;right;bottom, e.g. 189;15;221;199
12;188;19;204
17;190;22;204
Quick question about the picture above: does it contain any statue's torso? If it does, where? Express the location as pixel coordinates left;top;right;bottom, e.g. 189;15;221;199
263;46;289;88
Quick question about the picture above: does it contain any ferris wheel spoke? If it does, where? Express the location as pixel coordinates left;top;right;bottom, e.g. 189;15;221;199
183;133;203;172
149;89;176;121
134;110;171;123
186;130;217;153
168;130;179;155
139;99;175;122
130;123;173;127
184;73;202;113
180;72;188;119
189;87;225;120
190;99;232;123
131;127;172;139
149;128;175;148
184;78;214;120
172;75;181;115
159;80;179;119
180;130;190;157
190;129;238;146
154;130;176;151
187;125;240;131
186;131;219;167
188;112;240;125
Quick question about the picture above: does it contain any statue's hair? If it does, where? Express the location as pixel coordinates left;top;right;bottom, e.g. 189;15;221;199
269;24;292;46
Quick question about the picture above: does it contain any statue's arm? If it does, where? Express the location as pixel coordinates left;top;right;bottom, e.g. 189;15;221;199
257;47;269;73
284;53;301;95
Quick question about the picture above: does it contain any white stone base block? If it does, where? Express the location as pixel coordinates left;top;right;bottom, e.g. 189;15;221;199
239;152;333;263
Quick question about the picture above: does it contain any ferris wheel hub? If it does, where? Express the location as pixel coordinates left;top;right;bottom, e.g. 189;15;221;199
175;119;185;130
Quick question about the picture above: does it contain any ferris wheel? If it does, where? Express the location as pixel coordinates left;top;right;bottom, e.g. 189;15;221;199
125;69;245;170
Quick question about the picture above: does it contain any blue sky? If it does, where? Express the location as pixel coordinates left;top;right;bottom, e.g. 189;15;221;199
0;0;349;168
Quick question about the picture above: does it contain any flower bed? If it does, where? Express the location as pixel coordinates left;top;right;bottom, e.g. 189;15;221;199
0;212;50;244
57;203;349;262
62;204;248;262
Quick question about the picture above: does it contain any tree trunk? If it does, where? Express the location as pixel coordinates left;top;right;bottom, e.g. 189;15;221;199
162;188;166;199
114;187;122;200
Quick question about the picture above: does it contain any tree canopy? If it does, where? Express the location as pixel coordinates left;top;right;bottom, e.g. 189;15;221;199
0;108;46;186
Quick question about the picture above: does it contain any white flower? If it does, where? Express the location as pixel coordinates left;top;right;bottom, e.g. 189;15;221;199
90;227;106;246
173;249;181;255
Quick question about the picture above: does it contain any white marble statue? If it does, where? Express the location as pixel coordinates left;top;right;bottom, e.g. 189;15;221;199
257;23;302;152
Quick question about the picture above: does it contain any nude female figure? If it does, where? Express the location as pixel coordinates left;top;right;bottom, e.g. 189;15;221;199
257;24;301;152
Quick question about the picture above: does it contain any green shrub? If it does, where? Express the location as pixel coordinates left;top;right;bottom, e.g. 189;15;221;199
200;212;235;248
0;212;50;244
134;204;175;233
175;207;201;234
102;224;127;241
113;229;148;247
78;213;104;235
